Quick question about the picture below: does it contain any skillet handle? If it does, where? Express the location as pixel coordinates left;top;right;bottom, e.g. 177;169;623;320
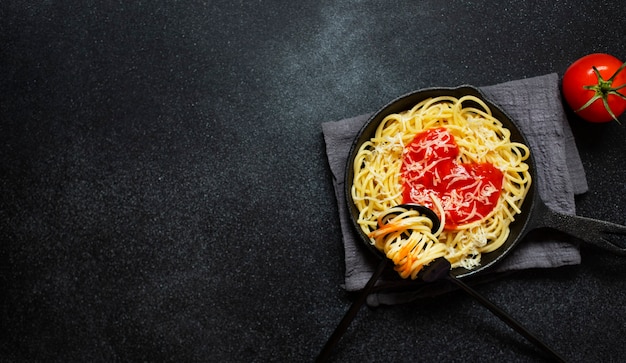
532;200;626;255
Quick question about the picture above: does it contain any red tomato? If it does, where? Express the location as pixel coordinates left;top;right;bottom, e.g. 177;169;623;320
562;53;626;123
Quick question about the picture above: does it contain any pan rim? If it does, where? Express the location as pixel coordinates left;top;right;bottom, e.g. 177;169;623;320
344;85;538;280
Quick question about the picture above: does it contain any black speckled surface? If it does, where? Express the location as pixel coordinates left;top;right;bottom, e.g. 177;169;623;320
2;1;625;362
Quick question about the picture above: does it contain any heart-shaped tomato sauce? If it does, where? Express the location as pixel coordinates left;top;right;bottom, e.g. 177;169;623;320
401;127;504;229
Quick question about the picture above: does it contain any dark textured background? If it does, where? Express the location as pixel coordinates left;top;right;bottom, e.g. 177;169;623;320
2;1;625;362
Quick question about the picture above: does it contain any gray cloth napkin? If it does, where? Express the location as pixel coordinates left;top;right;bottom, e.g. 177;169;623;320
322;73;588;306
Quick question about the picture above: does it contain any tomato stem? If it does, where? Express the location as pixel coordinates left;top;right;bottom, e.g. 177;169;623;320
576;62;626;122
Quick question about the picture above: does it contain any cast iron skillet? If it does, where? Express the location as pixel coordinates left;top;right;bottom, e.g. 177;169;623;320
345;86;626;279
318;86;626;362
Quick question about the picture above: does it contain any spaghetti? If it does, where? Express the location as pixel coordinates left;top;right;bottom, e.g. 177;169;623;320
351;95;531;279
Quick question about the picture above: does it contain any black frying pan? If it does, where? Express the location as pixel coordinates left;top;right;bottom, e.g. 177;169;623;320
318;86;626;362
345;86;626;279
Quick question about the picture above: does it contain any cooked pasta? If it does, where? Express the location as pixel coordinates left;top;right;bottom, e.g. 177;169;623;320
351;95;531;279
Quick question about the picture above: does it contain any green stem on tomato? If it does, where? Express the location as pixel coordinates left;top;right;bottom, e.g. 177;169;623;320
576;62;626;122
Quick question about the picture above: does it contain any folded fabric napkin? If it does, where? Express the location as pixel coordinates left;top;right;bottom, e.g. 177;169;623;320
322;73;588;306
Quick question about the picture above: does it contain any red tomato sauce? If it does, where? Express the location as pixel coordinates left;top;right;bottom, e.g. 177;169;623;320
401;128;504;229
